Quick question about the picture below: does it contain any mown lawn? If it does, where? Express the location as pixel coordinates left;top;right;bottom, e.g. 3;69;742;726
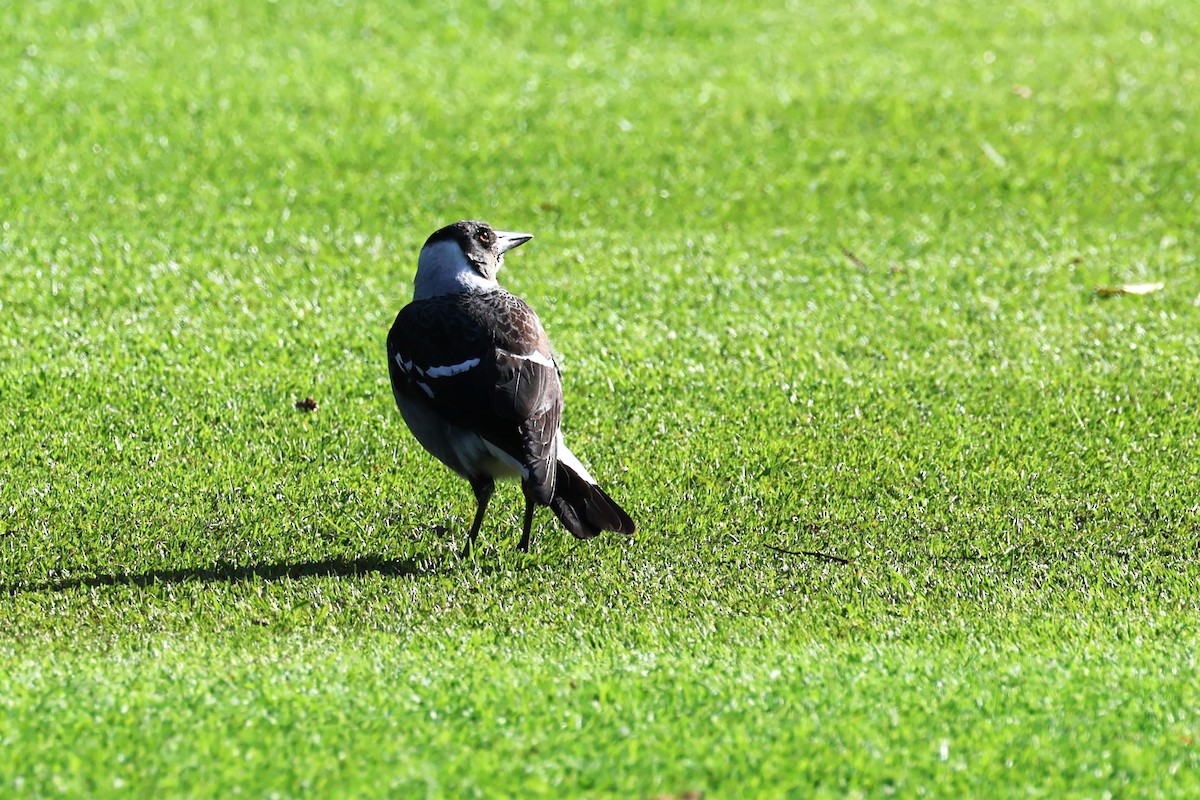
2;0;1198;796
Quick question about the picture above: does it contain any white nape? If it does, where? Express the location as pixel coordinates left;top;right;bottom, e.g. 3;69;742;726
413;240;499;300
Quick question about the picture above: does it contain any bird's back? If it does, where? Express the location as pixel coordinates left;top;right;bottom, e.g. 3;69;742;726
387;289;563;501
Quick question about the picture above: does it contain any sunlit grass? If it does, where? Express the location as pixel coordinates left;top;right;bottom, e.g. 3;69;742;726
2;0;1198;796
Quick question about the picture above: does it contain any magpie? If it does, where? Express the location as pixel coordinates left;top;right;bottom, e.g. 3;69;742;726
387;220;635;555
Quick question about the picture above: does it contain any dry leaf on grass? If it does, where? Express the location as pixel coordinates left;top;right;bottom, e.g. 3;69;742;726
1094;282;1164;296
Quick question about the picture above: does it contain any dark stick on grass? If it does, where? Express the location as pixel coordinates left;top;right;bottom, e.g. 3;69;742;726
766;544;852;565
841;248;870;272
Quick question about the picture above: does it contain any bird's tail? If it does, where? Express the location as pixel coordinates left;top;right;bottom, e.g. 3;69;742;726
549;446;635;540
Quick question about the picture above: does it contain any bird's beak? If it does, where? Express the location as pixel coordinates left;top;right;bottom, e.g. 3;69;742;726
496;230;533;254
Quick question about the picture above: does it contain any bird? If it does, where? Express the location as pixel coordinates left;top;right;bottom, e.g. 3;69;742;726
386;220;635;555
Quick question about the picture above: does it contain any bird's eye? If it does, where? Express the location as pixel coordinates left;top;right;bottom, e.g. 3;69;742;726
478;230;493;244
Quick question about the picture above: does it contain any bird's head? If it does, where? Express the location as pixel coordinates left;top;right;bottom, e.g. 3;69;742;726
413;220;533;300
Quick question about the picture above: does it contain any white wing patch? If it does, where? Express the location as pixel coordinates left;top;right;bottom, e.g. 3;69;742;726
395;353;479;380
425;358;481;378
507;350;556;368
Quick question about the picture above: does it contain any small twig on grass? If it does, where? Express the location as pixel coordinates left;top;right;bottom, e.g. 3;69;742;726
841;248;870;272
766;544;852;565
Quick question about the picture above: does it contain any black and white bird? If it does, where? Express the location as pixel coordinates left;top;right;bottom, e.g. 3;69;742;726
387;220;635;554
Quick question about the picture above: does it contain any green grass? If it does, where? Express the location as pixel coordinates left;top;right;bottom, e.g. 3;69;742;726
2;0;1199;796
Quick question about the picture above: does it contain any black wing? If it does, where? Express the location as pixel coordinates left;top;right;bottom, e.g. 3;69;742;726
387;290;562;500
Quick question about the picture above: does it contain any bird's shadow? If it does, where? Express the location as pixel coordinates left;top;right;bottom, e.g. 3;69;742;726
3;554;440;595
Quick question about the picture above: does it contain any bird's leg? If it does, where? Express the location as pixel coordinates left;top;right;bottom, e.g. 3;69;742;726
516;495;537;552
462;477;495;558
